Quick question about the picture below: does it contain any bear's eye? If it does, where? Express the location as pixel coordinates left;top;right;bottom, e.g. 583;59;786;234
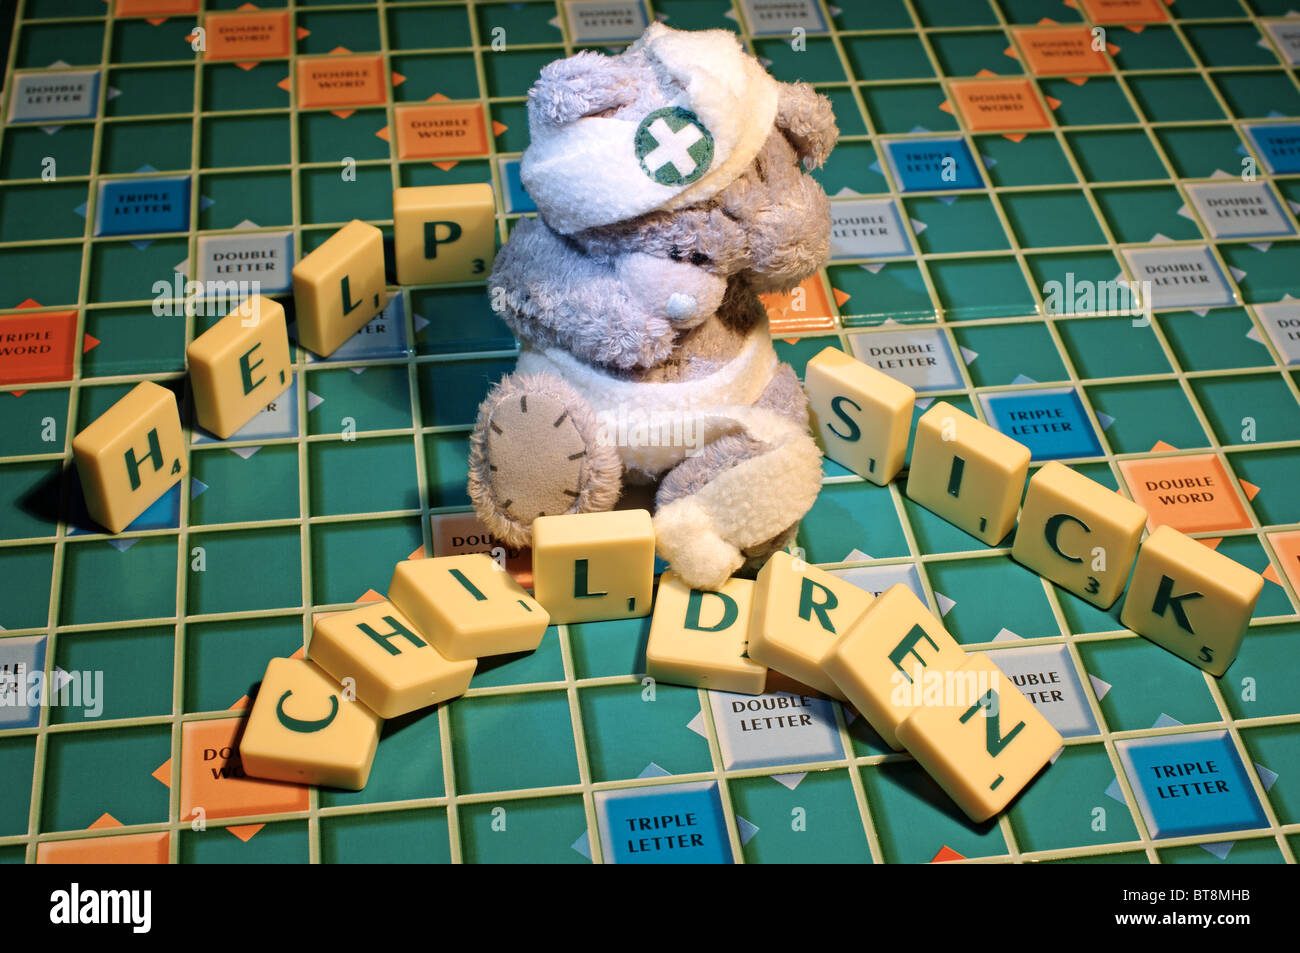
689;252;709;266
668;246;683;262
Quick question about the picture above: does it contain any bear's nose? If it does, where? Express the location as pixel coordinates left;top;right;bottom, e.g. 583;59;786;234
665;293;698;322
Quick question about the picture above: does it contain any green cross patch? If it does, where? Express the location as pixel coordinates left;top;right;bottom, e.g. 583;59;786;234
634;107;715;187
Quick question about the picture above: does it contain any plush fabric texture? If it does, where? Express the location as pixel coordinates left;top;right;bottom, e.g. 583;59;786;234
468;372;623;548
471;25;840;589
521;23;780;234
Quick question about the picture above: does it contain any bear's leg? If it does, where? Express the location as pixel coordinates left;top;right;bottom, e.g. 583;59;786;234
468;371;622;547
653;365;822;589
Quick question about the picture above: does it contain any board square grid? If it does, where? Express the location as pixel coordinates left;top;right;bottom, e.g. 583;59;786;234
1;0;1298;864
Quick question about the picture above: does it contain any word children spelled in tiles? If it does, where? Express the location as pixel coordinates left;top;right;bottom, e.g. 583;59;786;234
896;653;1063;823
646;572;767;695
239;657;383;791
531;510;656;625
823;583;966;751
749;551;875;700
308;600;476;720
388;553;549;660
186;295;292;440
291;219;387;357
72;381;186;534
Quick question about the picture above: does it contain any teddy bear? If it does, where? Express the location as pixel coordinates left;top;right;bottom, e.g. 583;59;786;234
467;23;839;590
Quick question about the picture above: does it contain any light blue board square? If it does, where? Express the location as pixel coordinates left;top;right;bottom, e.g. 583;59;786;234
709;689;844;770
305;295;408;364
1264;21;1300;66
1117;731;1267;840
1246;123;1300;174
595;780;732;864
1184;182;1295;240
192;375;299;443
564;0;649;43
980;387;1103;461
95;176;190;237
1123;245;1235;311
1255;301;1300;365
195;230;294;294
885;138;982;192
847;327;963;391
7;71;99;123
985;643;1098;738
67;477;181;535
830;198;912;259
829;564;926;602
739;0;828;35
0;636;47;730
499;158;536;214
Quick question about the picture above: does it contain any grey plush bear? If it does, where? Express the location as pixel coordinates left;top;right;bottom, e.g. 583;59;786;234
468;24;838;590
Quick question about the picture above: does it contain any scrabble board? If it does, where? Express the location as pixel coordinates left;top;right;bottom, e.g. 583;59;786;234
2;0;1300;866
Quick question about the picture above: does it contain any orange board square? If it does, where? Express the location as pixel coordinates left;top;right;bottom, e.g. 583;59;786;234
1267;531;1300;596
947;78;1051;132
37;831;170;864
395;103;489;160
430;512;532;588
180;718;309;822
297;56;387;109
116;0;200;16
1076;0;1168;23
761;276;836;336
0;310;78;386
1118;454;1253;534
204;11;291;62
1012;27;1112;75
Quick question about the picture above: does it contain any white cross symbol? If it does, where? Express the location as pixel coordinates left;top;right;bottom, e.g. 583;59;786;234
642;117;704;179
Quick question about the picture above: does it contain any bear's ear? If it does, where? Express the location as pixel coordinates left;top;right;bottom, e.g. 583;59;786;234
774;82;839;170
528;50;640;126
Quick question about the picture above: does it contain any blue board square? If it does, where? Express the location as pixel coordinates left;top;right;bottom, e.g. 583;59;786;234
982;387;1102;461
95;177;191;237
596;781;732;864
885;138;983;192
1118;731;1267;840
1247;123;1300;175
499;158;536;215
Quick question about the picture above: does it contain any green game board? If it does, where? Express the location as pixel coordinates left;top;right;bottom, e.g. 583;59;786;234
2;0;1300;865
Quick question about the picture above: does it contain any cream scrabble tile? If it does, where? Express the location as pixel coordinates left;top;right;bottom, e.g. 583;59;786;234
646;572;767;695
905;400;1030;545
749;550;875;700
291;219;386;357
309;599;476;719
1012;461;1146;609
1119;525;1263;677
238;657;382;791
388;553;548;660
895;652;1063;823
393;184;496;285
532;509;656;625
823;583;967;751
805;346;915;485
187;295;292;440
71;381;186;534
